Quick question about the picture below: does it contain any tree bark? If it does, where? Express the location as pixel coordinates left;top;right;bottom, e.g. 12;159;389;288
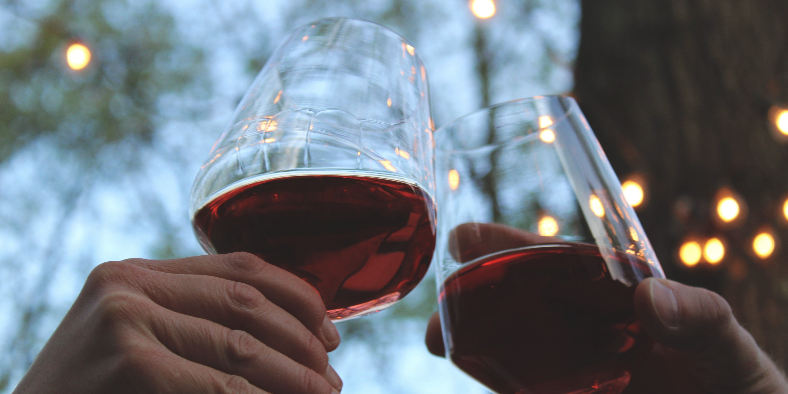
574;0;788;369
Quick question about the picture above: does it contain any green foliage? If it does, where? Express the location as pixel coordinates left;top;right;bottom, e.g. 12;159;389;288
0;0;208;167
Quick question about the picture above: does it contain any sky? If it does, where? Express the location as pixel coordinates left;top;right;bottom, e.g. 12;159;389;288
0;0;580;392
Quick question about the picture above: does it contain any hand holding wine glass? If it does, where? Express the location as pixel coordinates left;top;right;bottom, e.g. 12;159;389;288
425;224;788;394
13;253;343;394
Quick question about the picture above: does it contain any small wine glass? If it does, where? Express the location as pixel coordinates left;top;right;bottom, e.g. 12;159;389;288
190;18;436;321
434;96;665;394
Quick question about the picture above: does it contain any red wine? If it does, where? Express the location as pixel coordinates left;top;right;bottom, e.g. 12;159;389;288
193;172;436;320
439;243;654;394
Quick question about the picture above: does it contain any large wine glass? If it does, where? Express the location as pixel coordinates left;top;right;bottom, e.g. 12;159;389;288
190;18;436;321
434;96;665;394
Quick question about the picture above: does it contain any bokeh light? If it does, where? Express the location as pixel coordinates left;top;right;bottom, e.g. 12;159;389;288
753;232;775;259
717;197;740;222
703;238;725;265
679;241;702;267
538;216;559;237
470;0;495;19
66;43;91;70
622;180;644;207
448;169;460;191
776;109;788;135
783;198;788;221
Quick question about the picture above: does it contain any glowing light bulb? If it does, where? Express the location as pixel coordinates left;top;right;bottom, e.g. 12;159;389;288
539;129;555;143
776;109;788;135
717;197;740;222
66;43;91;70
538;216;559;237
783;198;788;221
470;0;496;19
448;169;460;191
679;242;702;267
753;233;775;259
589;195;605;217
703;238;725;265
622;181;644;207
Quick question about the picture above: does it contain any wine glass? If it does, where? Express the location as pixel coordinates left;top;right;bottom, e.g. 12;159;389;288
190;18;436;321
434;96;665;394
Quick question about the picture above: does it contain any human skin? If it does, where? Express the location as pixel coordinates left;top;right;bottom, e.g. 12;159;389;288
13;252;343;394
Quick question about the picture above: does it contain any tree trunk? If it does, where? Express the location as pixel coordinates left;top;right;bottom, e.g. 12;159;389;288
574;0;788;369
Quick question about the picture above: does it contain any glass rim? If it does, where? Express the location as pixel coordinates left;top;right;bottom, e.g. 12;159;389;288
290;16;419;53
434;95;576;153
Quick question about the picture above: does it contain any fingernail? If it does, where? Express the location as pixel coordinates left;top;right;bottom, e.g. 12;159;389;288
650;280;680;328
322;315;341;347
326;364;343;392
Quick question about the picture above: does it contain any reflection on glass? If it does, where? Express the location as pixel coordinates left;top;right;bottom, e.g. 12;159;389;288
589;194;605;217
537;216;559;236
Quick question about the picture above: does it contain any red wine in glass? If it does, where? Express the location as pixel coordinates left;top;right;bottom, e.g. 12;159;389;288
439;243;653;394
193;172;436;320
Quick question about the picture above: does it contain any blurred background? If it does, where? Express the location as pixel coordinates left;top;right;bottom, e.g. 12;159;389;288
0;0;786;393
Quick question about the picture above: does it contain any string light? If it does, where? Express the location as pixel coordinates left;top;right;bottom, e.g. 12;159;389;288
717;197;739;222
622;180;644;207
775;109;788;135
538;216;559;237
679;241;702;267
783;198;788;221
470;0;496;19
66;43;91;70
703;238;725;265
753;232;775;259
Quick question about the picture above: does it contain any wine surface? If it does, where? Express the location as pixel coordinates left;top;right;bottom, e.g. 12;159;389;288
194;172;436;320
440;243;653;394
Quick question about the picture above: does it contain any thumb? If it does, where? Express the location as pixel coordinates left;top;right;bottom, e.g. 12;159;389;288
634;278;788;393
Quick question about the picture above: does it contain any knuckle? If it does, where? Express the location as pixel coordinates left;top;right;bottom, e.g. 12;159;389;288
112;346;165;389
299;367;331;394
303;331;329;369
220;374;255;394
226;329;262;367
227;281;267;313
697;290;733;333
87;260;135;289
225;252;266;277
96;291;149;324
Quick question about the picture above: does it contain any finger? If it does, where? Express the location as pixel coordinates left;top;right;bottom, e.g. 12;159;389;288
146;301;341;394
448;223;562;262
121;263;331;376
126;253;341;351
634;278;788;393
120;343;273;394
425;311;445;357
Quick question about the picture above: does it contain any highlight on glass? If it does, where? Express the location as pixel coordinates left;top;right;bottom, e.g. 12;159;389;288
190;18;436;321
434;96;664;394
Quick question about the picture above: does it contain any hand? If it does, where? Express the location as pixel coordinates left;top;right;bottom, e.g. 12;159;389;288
13;252;343;394
425;223;788;393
